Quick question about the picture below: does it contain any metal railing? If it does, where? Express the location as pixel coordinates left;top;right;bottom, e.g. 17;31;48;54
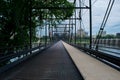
0;44;51;74
69;43;120;71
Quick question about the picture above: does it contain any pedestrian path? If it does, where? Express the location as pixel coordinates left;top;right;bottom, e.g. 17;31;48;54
62;41;120;80
0;41;83;80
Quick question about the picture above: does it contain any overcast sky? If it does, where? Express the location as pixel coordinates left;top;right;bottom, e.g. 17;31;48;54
81;0;120;35
67;0;120;35
38;0;120;36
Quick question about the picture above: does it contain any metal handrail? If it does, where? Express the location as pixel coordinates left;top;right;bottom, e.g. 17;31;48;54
70;43;120;71
0;45;44;63
0;44;51;74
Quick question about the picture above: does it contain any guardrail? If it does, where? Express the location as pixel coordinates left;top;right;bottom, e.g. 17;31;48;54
0;44;51;74
70;43;120;71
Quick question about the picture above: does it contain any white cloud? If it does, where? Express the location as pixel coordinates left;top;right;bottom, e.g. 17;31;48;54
81;0;120;35
63;0;120;35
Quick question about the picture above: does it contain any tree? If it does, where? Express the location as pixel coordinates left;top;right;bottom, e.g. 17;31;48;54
0;0;74;55
101;34;115;39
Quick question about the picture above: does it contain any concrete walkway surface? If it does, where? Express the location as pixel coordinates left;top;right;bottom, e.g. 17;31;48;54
62;41;120;80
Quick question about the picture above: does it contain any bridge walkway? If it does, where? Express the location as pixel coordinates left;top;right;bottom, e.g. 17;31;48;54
0;41;120;80
0;41;83;80
62;41;120;80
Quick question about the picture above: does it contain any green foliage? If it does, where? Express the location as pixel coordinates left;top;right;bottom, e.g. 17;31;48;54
0;0;30;53
33;0;74;24
101;34;115;39
0;0;74;54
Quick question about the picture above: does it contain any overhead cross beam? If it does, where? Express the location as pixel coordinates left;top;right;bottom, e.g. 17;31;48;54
46;24;75;25
32;6;90;9
53;31;69;32
39;18;81;20
53;27;74;28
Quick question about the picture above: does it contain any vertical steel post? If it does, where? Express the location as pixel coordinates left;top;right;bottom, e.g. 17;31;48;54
72;17;74;44
89;0;92;49
75;7;77;44
79;0;82;45
45;10;48;47
52;26;54;42
29;0;32;51
69;19;71;43
48;24;50;43
45;24;47;47
39;27;41;46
